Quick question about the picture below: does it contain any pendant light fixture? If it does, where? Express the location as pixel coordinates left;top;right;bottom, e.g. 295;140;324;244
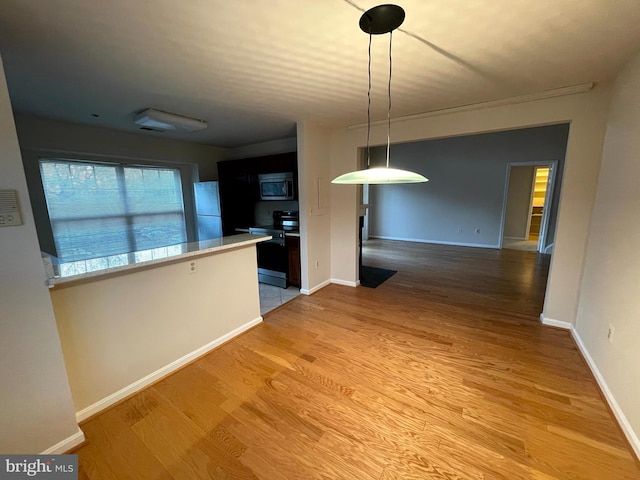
332;4;428;185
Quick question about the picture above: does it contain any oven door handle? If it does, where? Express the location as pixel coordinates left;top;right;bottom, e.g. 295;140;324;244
250;229;286;247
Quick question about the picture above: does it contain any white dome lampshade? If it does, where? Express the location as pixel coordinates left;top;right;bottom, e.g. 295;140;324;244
332;4;428;186
332;167;428;184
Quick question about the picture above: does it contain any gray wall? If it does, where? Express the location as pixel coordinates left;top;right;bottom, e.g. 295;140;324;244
368;124;569;247
14;113;224;256
504;165;535;238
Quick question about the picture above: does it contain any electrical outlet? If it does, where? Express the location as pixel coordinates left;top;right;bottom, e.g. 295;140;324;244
314;260;319;269
458;227;463;233
608;325;615;344
188;260;197;274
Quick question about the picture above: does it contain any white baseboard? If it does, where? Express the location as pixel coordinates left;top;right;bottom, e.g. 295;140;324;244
539;314;574;330
75;317;263;422
539;315;640;459
330;278;359;287
41;428;85;454
302;278;362;294
571;329;640;460
369;235;499;249
301;279;331;295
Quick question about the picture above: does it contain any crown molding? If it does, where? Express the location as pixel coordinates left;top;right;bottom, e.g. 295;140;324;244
347;82;595;129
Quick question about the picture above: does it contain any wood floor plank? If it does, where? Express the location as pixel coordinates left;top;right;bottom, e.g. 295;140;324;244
75;240;640;479
79;401;175;480
130;388;258;479
151;362;229;432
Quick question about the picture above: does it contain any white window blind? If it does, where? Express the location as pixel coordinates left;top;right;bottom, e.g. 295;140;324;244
40;159;187;261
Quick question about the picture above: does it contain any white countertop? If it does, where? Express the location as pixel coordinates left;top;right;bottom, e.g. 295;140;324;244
236;226;300;237
44;233;271;287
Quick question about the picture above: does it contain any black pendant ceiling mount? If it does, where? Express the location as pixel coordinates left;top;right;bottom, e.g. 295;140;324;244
359;4;405;35
333;3;428;184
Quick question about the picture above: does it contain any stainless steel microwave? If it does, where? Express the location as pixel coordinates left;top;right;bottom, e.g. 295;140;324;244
258;172;295;201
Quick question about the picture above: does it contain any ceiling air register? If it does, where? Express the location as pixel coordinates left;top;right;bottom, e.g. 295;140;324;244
134;108;208;132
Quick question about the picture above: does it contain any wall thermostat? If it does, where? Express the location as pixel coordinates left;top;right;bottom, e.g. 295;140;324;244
0;190;23;226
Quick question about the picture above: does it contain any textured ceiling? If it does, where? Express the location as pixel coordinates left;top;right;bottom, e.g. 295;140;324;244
1;0;640;147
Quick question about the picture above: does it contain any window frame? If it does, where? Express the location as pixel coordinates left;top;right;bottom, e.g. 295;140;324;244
23;150;198;259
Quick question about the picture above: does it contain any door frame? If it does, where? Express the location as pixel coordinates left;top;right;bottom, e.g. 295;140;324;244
499;160;558;252
536;163;557;253
524;171;536;239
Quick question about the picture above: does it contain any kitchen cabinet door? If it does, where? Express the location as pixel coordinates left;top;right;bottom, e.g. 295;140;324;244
286;235;301;288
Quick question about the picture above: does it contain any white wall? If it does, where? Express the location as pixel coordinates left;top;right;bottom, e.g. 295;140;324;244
367;126;567;247
331;84;613;325
50;244;262;416
297;122;331;293
329;133;361;286
223;137;297;161
574;51;640;457
504;166;535;239
0;54;81;453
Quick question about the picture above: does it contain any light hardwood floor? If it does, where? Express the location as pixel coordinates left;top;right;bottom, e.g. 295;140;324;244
75;239;640;479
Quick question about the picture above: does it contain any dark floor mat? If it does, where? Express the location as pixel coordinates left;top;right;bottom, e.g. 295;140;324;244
360;265;397;288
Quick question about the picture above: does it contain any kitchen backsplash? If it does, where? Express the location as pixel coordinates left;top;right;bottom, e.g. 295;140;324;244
254;200;299;226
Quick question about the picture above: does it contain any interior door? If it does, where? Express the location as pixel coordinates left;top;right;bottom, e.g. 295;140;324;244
537;164;557;253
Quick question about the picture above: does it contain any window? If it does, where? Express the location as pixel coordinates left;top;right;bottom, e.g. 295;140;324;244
40;159;187;261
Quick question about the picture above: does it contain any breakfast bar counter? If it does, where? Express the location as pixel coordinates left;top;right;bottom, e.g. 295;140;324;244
44;233;270;287
47;234;270;420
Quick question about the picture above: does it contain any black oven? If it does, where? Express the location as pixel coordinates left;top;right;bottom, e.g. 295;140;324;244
249;227;288;288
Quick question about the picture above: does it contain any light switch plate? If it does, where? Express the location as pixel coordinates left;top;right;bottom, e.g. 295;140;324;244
0;190;23;226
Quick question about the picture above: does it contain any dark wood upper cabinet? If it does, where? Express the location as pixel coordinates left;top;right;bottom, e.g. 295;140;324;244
217;152;297;235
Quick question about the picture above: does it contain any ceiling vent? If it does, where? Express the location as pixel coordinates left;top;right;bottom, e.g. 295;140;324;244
134;108;208;132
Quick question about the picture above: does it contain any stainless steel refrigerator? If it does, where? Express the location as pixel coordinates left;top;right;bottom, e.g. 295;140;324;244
194;181;223;240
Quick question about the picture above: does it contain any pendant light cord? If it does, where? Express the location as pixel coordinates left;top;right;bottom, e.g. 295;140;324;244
332;5;428;184
366;31;372;169
386;30;393;169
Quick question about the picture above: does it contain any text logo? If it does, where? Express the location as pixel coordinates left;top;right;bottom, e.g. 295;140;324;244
0;455;77;479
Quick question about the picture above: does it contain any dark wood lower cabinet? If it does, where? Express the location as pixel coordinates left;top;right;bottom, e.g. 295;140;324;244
286;235;301;288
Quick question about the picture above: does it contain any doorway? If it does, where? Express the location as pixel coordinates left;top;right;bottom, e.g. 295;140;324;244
501;161;557;253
